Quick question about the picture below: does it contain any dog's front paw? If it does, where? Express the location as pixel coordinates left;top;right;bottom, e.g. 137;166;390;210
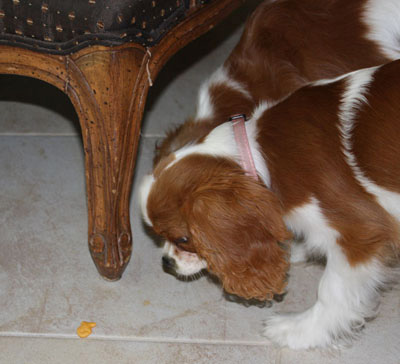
263;310;332;349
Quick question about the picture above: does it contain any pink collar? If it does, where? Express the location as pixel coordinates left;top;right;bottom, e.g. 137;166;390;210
229;114;258;180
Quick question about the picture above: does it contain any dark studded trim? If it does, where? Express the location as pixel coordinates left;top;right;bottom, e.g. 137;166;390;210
0;0;211;55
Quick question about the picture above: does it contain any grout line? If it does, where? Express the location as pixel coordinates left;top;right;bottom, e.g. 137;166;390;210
0;133;79;137
0;332;272;347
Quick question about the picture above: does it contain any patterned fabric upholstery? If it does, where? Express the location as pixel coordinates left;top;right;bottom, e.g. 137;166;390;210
0;0;209;54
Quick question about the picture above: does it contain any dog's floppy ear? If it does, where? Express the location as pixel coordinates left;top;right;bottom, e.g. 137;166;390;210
186;168;291;301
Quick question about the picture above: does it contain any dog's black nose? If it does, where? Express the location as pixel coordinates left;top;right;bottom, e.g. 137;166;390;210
162;256;176;271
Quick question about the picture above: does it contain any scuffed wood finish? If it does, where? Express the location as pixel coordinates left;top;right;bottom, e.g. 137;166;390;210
68;47;148;279
0;0;244;280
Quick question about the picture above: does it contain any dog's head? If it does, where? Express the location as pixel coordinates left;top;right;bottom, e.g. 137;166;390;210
140;153;291;301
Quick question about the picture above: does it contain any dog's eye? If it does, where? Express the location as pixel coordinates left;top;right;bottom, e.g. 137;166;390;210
174;236;189;244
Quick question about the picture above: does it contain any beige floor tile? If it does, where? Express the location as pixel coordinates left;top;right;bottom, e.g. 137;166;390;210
0;136;271;344
1;136;398;363
0;337;279;364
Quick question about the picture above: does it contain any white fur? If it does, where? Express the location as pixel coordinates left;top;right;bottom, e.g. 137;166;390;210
163;242;207;276
265;197;386;349
164;108;271;187
174;122;240;163
362;184;400;221
312;64;376;90
289;241;309;264
338;66;400;222
195;66;252;120
338;66;377;170
363;0;400;60
196;78;215;120
312;73;348;87
338;65;376;190
158;122;240;178
244;103;272;187
139;174;155;226
284;197;340;257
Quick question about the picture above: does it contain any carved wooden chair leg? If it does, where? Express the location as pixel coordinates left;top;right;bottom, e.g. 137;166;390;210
0;0;244;279
66;45;150;280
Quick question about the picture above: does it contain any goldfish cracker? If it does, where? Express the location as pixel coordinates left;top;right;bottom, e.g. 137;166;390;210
77;321;96;338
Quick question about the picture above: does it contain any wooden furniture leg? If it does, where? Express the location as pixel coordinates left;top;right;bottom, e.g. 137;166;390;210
0;0;245;280
68;46;149;280
68;0;247;280
0;44;149;280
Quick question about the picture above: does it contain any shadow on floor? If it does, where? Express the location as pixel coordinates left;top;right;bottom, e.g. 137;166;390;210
0;74;80;134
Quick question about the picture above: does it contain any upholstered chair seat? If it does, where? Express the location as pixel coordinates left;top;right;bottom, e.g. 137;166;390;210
1;0;198;54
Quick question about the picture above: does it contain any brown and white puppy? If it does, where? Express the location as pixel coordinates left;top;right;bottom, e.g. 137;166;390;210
140;0;400;349
153;0;396;166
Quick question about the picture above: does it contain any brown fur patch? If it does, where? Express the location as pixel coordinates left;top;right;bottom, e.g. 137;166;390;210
257;61;400;266
147;0;400;301
153;153;176;179
148;155;291;300
352;61;400;193
154;0;390;165
226;0;389;102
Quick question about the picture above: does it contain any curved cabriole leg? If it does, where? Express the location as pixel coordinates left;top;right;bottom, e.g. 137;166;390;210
67;46;150;280
0;0;245;280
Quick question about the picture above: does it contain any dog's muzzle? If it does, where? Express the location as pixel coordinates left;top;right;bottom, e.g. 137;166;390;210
162;255;177;272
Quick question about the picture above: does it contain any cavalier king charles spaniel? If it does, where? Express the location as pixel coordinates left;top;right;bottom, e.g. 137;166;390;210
140;0;400;349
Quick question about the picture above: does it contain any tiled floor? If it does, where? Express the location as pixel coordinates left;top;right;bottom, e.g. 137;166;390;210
1;3;400;364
